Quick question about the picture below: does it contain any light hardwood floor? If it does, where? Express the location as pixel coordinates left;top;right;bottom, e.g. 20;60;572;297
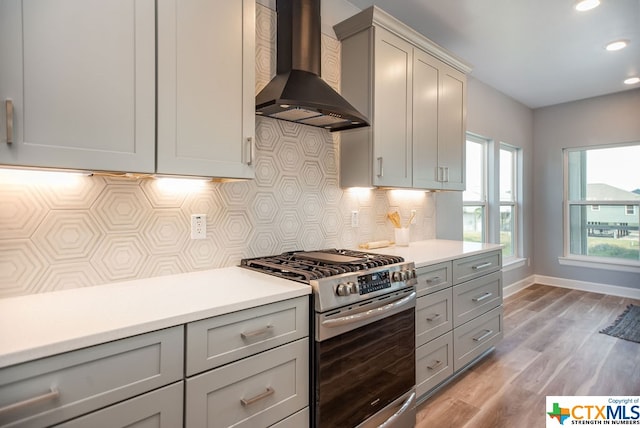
415;284;640;428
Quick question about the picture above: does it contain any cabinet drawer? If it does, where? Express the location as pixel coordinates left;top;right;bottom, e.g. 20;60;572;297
452;271;502;327
453;306;503;372
416;288;453;347
185;338;309;428
55;381;183;428
270;407;309;428
452;251;501;285
416;332;453;398
415;262;452;297
186;296;308;376
0;327;183;428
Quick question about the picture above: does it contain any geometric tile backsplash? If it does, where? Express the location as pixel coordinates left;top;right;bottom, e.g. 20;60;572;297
0;4;435;298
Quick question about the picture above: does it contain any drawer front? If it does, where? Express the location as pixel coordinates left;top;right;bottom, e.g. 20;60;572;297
185;338;309;428
452;271;502;327
416;332;453;399
415;262;452;297
270;407;309;428
416;288;453;347
0;327;183;428
186;296;308;376
55;381;183;428
452;251;501;285
453;305;503;372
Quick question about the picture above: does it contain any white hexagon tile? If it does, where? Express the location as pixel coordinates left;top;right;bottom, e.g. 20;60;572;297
0;3;435;298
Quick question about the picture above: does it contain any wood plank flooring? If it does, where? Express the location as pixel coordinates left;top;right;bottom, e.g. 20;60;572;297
415;284;640;428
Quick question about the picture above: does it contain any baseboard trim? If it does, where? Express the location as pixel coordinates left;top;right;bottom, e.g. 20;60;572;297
533;275;640;300
503;275;536;298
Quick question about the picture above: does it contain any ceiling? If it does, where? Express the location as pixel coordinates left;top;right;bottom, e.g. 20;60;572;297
346;0;640;108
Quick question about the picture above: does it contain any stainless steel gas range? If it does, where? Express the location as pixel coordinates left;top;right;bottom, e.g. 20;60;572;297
241;249;418;428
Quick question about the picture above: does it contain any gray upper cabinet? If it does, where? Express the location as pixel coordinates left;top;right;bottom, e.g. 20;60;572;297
1;0;255;179
0;0;156;173
334;6;470;190
157;0;255;179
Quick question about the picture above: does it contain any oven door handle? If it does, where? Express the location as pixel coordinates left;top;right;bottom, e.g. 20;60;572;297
378;390;416;428
321;291;416;328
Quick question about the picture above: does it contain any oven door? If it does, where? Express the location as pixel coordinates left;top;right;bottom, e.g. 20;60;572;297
314;288;416;427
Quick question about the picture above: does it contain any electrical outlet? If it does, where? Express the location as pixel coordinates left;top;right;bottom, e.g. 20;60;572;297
351;210;359;228
410;210;417;224
191;214;206;239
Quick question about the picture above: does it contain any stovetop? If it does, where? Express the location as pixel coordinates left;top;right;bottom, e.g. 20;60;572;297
240;249;404;283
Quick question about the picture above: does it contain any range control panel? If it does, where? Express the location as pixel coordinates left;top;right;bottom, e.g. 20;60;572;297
357;271;391;295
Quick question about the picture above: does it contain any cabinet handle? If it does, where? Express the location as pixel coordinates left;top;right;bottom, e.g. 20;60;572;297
245;136;254;166
472;262;492;270
436;166;442;182
240;325;272;340
426;313;441;322
472;292;493;303
0;388;59;416
425;276;441;284
444;167;450;182
472;329;493;342
5;99;13;144
376;157;384;177
427;360;443;370
241;387;274;406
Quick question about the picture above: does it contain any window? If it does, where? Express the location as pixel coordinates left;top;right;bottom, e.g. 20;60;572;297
564;143;640;264
463;135;487;243
500;145;519;259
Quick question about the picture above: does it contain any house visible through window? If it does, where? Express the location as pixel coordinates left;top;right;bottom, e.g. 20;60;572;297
564;143;640;263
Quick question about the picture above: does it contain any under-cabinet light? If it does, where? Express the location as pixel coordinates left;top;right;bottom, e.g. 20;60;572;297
624;77;640;85
606;40;628;51
575;0;600;11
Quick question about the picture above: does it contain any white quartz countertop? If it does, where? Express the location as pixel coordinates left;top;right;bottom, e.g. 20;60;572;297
366;239;503;267
0;266;310;369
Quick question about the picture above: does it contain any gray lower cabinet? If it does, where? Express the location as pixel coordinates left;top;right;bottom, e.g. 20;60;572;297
55;382;184;428
415;250;503;400
185;296;310;428
0;327;183;428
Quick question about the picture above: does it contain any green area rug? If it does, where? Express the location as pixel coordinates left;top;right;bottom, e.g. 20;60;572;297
600;304;640;343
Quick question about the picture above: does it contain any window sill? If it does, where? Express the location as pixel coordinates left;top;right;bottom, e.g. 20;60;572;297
502;257;527;272
558;256;640;274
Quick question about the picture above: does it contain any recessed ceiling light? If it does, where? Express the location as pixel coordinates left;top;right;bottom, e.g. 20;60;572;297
624;77;640;85
575;0;600;11
606;40;628;51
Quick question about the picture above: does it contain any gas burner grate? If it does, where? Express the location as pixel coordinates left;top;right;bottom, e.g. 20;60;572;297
240;249;404;283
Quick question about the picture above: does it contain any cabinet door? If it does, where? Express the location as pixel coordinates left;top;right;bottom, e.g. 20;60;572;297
0;0;155;173
157;0;255;179
372;27;412;188
437;63;466;191
55;382;183;428
412;49;440;189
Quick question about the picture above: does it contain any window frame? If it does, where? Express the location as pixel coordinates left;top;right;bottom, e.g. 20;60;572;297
499;143;520;261
463;134;488;243
562;143;640;271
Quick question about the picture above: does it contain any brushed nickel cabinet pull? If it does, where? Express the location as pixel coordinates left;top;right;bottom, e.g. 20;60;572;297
5;99;13;144
0;388;59;416
425;276;441;284
377;157;384;177
427;360;443;370
426;313;441;322
472;262;492;270
472;329;493;342
246;136;254;165
241;387;274;406
472;292;493;302
240;325;272;339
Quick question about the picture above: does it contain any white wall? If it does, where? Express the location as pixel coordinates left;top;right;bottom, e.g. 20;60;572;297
533;88;640;289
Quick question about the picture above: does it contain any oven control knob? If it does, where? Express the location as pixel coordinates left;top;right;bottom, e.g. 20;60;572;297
336;283;351;296
410;269;417;279
391;271;402;282
347;282;359;295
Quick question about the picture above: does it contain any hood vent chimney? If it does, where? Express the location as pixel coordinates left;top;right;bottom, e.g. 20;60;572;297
255;0;369;132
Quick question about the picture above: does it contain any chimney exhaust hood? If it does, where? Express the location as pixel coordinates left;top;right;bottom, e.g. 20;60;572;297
255;0;370;132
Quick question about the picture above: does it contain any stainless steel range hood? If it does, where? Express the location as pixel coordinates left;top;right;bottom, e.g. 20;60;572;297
255;0;369;132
